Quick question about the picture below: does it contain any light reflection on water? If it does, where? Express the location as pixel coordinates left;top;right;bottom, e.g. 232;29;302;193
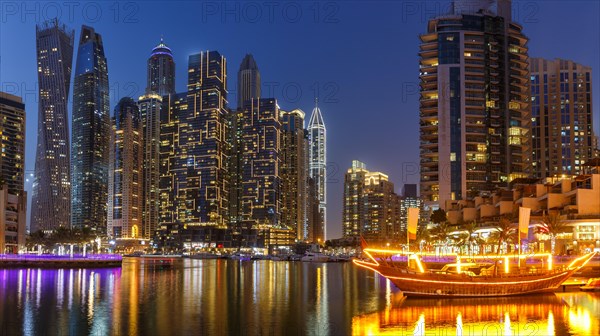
352;289;600;335
0;260;599;335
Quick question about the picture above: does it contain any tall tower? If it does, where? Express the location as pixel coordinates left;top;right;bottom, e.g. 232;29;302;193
147;38;175;96
241;98;281;227
419;0;531;209
158;52;229;246
71;25;110;233
138;93;162;239
308;100;326;240
31;19;74;232
108;98;143;238
530;58;595;177
237;54;261;109
280;109;309;240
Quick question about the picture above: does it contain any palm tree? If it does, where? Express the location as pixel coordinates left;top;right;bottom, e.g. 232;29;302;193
416;225;432;252
541;213;569;255
26;230;46;252
491;216;516;255
457;221;480;257
431;222;452;253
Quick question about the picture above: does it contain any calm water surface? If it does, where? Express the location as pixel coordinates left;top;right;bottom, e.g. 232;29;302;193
1;259;599;335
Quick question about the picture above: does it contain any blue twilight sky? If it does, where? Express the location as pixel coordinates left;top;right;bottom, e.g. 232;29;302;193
0;0;599;239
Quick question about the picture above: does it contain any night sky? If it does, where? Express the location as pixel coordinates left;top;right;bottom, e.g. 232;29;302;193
1;0;599;239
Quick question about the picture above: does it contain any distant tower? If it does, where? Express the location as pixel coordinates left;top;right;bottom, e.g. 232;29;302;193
308;99;326;241
237;54;261;108
31;19;74;232
71;25;110;233
108;98;143;238
147;37;175;96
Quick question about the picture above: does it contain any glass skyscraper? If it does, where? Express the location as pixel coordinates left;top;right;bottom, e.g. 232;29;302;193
147;38;175;96
308;101;326;240
31;19;74;232
237;54;261;108
419;0;531;209
71;25;110;233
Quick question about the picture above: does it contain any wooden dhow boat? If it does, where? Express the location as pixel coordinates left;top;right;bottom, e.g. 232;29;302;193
353;249;597;297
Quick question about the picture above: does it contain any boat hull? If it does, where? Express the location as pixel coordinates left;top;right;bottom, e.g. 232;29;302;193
375;264;576;297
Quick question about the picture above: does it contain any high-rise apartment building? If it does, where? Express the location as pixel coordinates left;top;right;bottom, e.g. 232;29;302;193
71;25;110;233
108;98;143;238
530;58;595;177
0;92;26;253
308;101;327;239
157;52;230;249
147;38;175;96
237;54;261;108
419;0;531;209
138;93;162;239
0;92;25;196
31;19;74;231
342;161;401;242
241;98;281;227
280;108;308;240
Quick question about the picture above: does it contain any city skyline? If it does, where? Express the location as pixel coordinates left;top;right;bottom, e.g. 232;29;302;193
1;1;599;239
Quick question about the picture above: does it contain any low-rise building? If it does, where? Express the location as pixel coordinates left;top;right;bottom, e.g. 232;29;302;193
0;185;26;253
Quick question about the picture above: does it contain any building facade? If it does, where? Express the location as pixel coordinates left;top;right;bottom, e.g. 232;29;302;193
241;98;281;228
0;92;26;253
308;101;327;240
108;98;143;238
0;92;25;196
419;0;531;209
32;19;74;231
342;161;401;243
0;186;26;254
157;52;230;249
280;109;309;240
147;38;175;97
530;58;596;177
237;54;261;109
138;93;162;239
71;25;110;233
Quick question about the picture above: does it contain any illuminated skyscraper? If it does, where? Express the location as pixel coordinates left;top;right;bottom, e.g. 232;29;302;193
108;98;142;238
31;19;74;231
343;161;401;242
147;38;175;96
530;58;596;177
71;25;110;233
0;92;25;196
157;51;229;250
138;93;162;239
237;54;261;108
308;100;326;239
280;109;308;240
157;92;187;247
419;0;531;209
241;98;281;227
0;92;27;253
